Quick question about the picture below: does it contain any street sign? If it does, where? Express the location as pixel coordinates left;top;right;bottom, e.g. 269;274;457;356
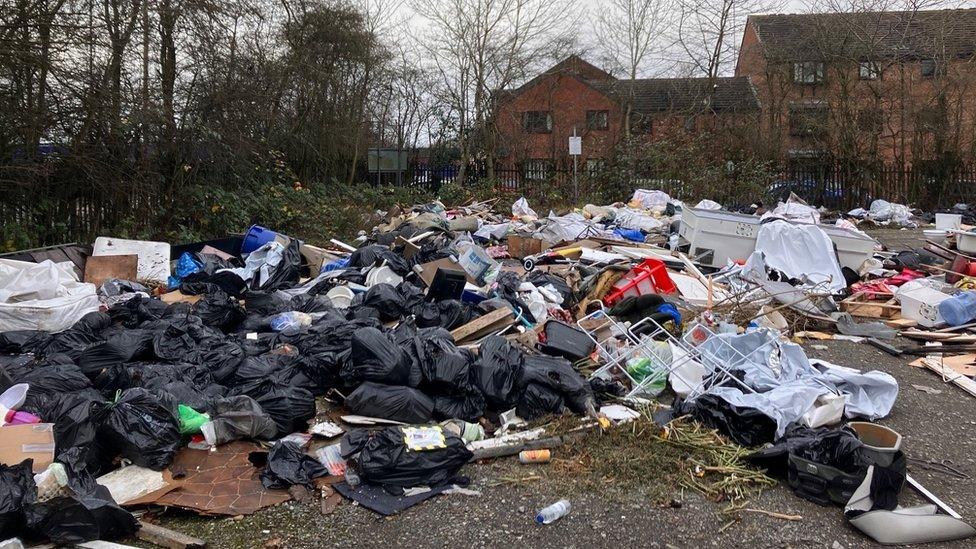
569;136;582;156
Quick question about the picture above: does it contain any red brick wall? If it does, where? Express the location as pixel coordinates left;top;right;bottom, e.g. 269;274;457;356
494;74;623;166
736;18;976;165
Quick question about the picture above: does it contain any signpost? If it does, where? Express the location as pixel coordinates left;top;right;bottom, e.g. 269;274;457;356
569;129;582;201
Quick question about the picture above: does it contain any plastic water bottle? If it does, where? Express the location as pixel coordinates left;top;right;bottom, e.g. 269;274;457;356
938;291;976;326
535;500;571;524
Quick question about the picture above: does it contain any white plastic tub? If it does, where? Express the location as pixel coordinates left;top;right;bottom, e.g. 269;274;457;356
897;286;950;327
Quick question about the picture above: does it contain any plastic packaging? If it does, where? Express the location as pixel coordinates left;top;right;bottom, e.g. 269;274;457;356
177;404;209;435
519;449;551;464
0;384;28;426
269;311;313;335
535;500;571;524
938;291;976;326
33;463;68;502
315;443;347;476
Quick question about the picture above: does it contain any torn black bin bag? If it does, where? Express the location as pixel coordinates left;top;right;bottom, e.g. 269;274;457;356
255;240;302;291
518;355;594;414
98;388;181;470
493;271;537;324
471;335;524;412
260;440;328;489
341;426;472;489
77;329;154;375
525;270;573;307
345;382;434;424
204;395;278;445
341;327;420;387
747;425;864;478
433;392;485;422
679;394;777;447
347;245;410;276
193;291;246;333
252;386;315;434
0;459;37;539
24;449;138;545
516;382;566;420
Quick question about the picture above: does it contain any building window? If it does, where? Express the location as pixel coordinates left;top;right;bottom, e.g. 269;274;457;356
793;61;825;84
920;59;941;78
523;159;552;180
522;111;552;133
586;110;609;131
859;61;881;80
585;158;605;176
629;112;652;134
789;102;829;137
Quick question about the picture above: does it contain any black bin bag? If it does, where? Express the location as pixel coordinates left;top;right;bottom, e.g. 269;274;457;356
471;335;524;412
259;440;328;489
252;386;315;434
0;459;37;539
519;355;594;414
341;426;472;489
516;382;565;420
345;382;434;424
24;449;138;545
341;327;419;387
98;388;181;470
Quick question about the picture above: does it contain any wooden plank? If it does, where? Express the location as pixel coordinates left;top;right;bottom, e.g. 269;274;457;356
920;359;976;399
886;317;918;329
450;307;515;343
136;521;207;549
84;254;138;287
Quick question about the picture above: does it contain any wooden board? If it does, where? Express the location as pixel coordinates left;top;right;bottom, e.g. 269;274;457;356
160;290;203;305
136;521;207;549
450;307;515;343
83;254;138;287
840;292;899;319
910;355;976;377
919;358;976;398
886;317;918;329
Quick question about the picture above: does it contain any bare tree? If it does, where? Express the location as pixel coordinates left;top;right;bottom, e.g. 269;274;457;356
672;0;786;80
411;0;578;182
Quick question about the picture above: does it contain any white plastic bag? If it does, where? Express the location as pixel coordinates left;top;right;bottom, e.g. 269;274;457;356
512;197;538;219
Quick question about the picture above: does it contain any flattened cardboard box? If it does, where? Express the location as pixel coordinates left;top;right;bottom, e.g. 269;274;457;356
0;423;55;472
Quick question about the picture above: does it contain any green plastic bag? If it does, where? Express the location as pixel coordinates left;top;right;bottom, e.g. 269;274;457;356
178;404;209;435
625;341;671;397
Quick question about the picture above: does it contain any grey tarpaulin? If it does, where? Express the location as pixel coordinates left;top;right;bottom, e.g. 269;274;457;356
696;329;898;438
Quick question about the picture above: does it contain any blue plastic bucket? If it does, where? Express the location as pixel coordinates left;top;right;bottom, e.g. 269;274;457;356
241;225;279;254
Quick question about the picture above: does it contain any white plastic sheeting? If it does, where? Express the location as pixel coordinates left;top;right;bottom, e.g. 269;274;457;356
536;212;613;243
221;241;283;287
761;195;821;224
612;208;665;232
0;259;100;332
631;189;670;211
694;199;722;210
755;220;847;292
696;330;898;438
511;197;538;218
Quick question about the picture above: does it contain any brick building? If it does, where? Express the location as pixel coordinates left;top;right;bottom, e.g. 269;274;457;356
735;9;976;168
493;56;760;177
